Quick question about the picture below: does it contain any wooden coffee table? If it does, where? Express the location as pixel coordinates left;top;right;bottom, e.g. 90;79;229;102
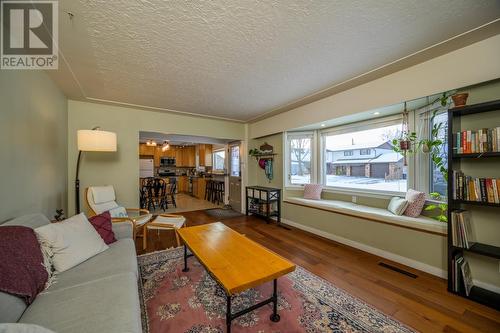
177;222;296;333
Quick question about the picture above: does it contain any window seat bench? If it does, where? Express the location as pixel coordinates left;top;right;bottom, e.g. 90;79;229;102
283;197;447;236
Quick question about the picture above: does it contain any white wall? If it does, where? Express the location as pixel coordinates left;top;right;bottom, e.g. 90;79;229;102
0;71;68;222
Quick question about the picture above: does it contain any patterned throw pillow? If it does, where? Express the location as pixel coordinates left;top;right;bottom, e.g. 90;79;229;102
88;211;116;245
304;184;323;200
403;189;426;217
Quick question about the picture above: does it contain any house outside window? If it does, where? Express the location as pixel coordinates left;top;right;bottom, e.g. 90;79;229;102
321;118;407;194
359;148;371;155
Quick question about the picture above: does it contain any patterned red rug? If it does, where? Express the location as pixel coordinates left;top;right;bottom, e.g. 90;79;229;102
138;248;415;333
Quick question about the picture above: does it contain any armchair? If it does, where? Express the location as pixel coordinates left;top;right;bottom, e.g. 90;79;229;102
85;185;152;240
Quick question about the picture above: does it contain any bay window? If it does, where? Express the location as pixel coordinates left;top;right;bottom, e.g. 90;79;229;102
285;132;314;186
320;117;407;194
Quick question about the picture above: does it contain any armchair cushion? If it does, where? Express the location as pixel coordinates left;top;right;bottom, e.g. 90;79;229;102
108;206;128;218
148;215;185;229
91;185;116;204
135;214;152;226
87;186;119;215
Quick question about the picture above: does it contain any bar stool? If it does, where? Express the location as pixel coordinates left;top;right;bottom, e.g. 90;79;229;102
213;180;225;205
205;179;214;202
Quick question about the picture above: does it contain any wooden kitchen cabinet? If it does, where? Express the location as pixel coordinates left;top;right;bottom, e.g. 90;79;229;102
139;143;155;156
186;146;195;167
153;147;162;167
178;176;188;193
162;146;176;158
198;144;213;167
205;145;212;167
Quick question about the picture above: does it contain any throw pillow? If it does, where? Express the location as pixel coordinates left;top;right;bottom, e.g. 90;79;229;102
108;206;128;218
387;197;409;216
403;189;426;217
88;211;116;245
35;213;108;273
303;184;323;200
0;226;48;304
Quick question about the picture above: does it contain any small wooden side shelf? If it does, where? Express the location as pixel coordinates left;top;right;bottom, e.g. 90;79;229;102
245;186;286;228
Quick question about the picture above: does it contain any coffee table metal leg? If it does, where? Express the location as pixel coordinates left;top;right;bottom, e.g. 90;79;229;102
182;244;189;272
270;279;280;322
226;295;232;333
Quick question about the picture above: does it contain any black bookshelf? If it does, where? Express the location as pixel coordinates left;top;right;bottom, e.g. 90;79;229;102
452;152;500;159
447;99;500;311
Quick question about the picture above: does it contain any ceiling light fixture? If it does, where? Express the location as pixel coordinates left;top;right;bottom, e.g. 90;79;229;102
162;141;170;152
146;140;157;146
321;123;326;127
373;112;380;115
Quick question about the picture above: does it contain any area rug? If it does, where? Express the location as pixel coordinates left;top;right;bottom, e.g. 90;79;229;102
138;248;415;333
205;208;244;219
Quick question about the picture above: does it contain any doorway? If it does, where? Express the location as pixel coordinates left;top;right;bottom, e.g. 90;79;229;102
229;142;242;212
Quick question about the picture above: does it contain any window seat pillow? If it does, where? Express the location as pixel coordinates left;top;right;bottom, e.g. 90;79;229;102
284;197;446;235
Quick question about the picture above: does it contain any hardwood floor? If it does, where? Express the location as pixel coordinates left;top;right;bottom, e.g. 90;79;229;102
136;210;500;333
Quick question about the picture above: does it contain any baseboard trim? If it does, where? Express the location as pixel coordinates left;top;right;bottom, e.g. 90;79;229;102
280;217;447;278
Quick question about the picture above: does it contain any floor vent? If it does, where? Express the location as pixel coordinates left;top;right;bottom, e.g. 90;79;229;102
378;262;418;278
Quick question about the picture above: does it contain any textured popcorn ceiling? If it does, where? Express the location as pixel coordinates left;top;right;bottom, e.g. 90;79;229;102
50;1;500;121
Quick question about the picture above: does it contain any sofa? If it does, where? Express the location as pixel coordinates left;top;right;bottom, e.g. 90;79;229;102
0;214;142;333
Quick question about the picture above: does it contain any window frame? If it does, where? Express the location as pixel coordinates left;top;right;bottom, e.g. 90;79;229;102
318;115;412;197
284;131;316;188
212;149;226;172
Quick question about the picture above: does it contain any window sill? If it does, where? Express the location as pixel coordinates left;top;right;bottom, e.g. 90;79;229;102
283;197;447;236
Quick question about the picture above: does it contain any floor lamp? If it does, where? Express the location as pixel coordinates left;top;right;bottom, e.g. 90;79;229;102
75;127;117;214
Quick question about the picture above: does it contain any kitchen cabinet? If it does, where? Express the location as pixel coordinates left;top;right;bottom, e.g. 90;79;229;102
176;146;195;167
186;146;195;167
162;146;176;158
175;147;184;166
198;144;213;167
139;143;155;156
153;147;162;167
205;145;212;167
192;178;198;197
178;176;188;193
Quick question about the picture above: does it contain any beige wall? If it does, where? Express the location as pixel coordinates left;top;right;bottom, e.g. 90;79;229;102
0;71;68;222
67;101;245;215
246;76;500;288
249;34;500;138
248;133;283;189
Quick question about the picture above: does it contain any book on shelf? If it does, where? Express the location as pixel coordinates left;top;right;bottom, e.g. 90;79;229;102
454;127;500;154
450;210;475;249
452;170;500;204
461;260;474;297
452;253;474;295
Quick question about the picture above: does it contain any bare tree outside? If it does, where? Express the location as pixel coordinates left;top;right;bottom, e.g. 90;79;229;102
291;138;311;176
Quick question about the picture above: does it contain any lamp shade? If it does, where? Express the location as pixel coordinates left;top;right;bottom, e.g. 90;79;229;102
77;130;117;152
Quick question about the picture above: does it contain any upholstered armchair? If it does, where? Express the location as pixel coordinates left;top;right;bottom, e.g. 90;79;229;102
85;185;152;240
